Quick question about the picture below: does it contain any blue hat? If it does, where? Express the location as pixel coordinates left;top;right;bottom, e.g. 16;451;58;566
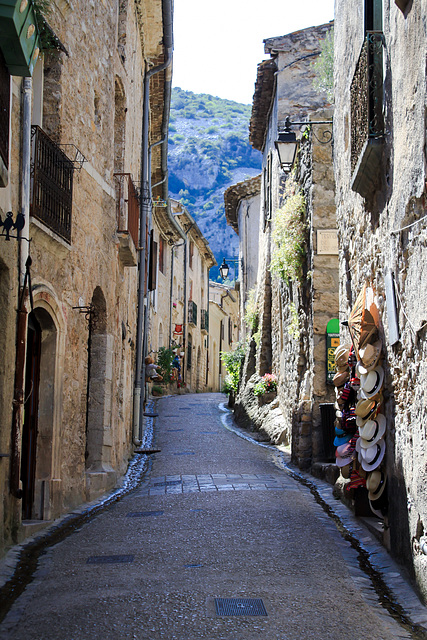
335;427;347;437
334;433;352;446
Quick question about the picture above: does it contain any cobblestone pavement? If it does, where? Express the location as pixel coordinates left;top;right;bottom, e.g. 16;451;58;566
1;392;427;640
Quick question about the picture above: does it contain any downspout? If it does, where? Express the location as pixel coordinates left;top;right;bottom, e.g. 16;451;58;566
10;77;32;497
133;0;173;445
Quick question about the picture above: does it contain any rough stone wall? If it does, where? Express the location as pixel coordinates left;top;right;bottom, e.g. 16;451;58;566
334;0;427;599
0;0;166;553
235;25;337;469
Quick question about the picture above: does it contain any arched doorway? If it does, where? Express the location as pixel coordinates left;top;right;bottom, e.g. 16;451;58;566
21;308;57;520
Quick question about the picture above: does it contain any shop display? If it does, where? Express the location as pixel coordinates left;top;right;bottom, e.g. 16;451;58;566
333;284;387;517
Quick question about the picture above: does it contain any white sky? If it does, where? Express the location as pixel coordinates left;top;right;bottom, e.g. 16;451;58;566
172;0;335;105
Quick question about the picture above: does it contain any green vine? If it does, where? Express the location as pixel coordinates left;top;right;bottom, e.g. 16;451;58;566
270;173;306;284
313;27;334;103
288;302;300;340
244;286;258;333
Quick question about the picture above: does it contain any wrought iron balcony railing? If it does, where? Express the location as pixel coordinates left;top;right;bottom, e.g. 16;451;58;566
0;54;10;173
31;125;74;243
188;300;197;327
201;309;209;332
350;31;385;176
114;173;139;249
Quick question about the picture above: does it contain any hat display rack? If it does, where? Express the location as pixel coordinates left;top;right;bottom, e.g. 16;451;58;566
333;284;388;518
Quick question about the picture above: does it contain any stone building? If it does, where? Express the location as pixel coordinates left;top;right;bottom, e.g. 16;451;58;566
149;199;216;393
208;281;240;392
0;0;172;553
334;0;427;599
224;175;261;340
231;23;339;464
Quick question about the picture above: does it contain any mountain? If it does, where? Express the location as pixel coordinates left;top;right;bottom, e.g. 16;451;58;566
168;88;262;280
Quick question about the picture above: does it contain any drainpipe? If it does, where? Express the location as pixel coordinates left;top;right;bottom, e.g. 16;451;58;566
10;77;32;497
133;0;173;445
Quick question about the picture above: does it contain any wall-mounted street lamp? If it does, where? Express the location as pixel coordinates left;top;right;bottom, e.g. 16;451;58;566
275;116;333;173
219;257;239;281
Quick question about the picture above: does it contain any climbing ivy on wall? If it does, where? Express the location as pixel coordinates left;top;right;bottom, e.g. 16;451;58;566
270;173;307;284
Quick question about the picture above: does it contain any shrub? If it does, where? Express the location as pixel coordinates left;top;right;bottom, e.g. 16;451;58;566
220;341;246;393
157;347;175;382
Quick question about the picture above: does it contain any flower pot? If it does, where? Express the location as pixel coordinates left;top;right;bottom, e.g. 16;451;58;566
258;391;277;406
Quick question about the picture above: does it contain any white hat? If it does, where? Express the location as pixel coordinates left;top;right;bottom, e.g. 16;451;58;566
359;414;386;448
360;366;384;399
360;439;386;471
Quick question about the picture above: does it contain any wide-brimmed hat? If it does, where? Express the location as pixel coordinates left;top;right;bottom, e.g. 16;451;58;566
355;396;381;427
360;366;385;399
359;414;386;447
334;432;352;447
334;344;351;368
359;439;385;471
358;339;383;374
333;371;350;387
366;469;387;501
336;442;356;467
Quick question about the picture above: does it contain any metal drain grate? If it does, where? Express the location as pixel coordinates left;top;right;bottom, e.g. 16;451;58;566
215;598;268;617
126;511;164;517
86;555;134;564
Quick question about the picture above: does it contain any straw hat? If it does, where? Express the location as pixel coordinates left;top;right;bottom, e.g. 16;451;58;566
334;344;352;368
359;439;386;471
358;339;383;374
359;414;386;448
360;366;385;399
366;469;387;501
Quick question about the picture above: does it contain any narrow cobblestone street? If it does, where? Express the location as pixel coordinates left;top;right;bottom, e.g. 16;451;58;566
1;393;426;640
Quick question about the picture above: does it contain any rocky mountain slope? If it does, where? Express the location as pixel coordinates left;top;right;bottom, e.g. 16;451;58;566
168;88;262;279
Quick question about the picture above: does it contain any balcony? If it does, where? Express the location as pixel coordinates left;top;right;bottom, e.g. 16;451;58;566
188;300;197;327
0;52;9;186
350;31;385;197
31;125;74;243
114;173;139;267
200;309;209;333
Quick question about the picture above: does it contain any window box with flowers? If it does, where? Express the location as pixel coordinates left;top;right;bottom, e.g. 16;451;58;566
253;374;278;405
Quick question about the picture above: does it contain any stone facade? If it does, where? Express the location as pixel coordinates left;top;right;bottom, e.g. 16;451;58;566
150;199;217;393
224;175;261;340
334;0;427;599
0;0;170;554
231;24;338;467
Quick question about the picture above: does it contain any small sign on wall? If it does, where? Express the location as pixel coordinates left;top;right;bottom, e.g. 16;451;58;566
326;318;340;384
317;230;338;255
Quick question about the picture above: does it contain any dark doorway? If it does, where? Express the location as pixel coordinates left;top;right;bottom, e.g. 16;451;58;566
21;313;41;520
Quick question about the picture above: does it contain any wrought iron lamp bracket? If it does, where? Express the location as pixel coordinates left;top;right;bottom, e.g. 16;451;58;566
72;304;97;328
285;117;333;145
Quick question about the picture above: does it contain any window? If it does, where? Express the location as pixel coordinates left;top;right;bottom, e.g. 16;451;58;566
159;235;165;274
189;240;194;269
